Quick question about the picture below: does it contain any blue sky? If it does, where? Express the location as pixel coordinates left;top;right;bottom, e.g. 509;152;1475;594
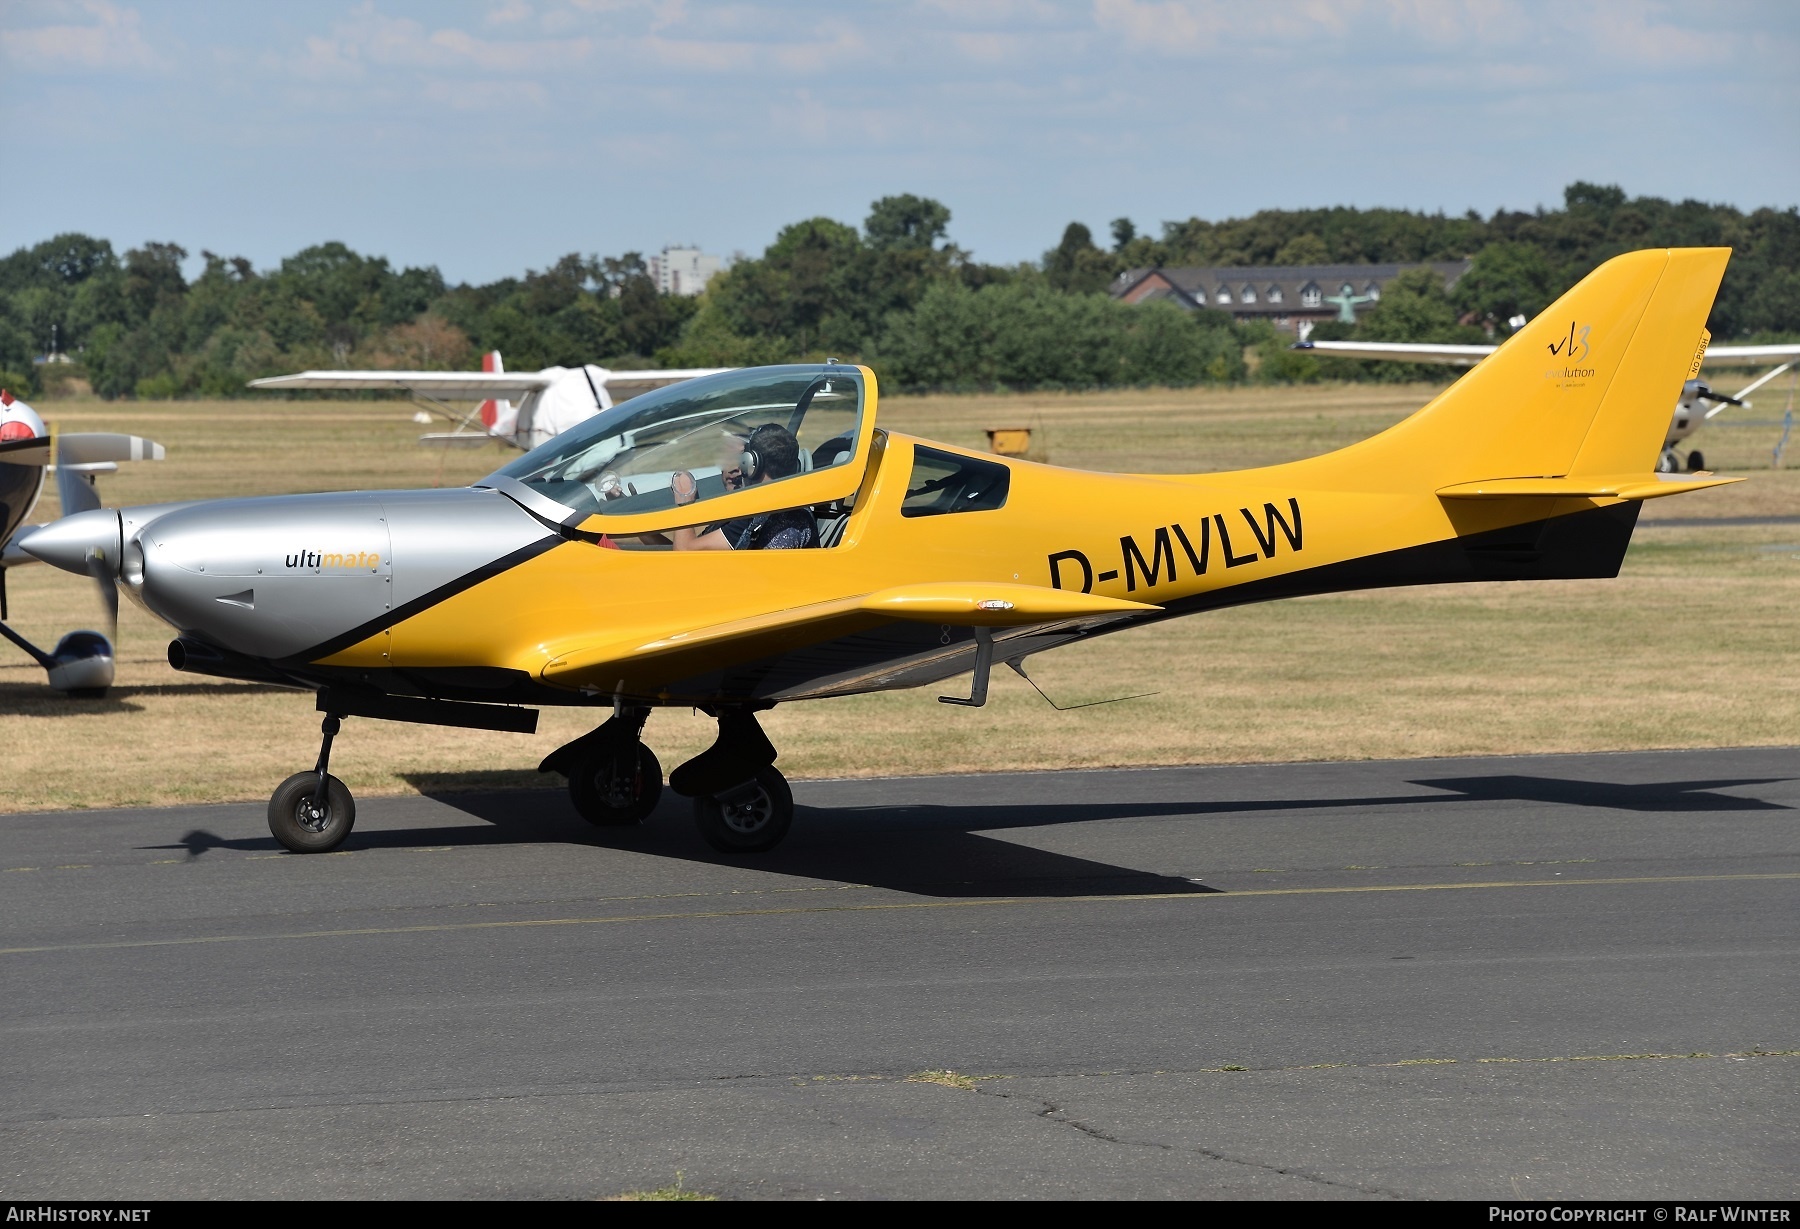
4;1;1797;285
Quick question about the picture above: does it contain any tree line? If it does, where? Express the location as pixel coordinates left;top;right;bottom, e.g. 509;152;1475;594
0;183;1793;399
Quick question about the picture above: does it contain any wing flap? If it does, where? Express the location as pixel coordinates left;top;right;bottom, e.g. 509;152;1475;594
858;582;1156;622
540;583;1158;685
1437;473;1742;501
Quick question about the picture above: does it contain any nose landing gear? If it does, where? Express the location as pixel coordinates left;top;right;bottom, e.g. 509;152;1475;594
268;713;357;853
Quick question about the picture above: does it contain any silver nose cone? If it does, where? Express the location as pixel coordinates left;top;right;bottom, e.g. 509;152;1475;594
19;509;122;576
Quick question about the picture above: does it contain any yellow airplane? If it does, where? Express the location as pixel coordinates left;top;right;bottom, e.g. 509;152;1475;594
23;247;1737;856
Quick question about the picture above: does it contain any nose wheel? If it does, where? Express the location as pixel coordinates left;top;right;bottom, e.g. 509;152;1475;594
268;714;356;853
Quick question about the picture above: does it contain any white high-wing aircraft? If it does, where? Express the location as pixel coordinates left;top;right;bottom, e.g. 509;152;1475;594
1293;338;1800;473
249;352;735;451
0;389;166;696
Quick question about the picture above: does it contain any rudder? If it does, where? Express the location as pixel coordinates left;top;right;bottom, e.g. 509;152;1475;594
1567;248;1728;475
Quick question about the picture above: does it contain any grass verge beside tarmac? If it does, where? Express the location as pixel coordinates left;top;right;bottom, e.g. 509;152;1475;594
3;382;1798;813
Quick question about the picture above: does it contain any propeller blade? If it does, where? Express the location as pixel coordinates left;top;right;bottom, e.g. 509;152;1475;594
85;549;118;644
1697;390;1744;406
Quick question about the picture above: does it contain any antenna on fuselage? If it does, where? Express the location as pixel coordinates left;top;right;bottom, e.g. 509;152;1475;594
1004;657;1157;712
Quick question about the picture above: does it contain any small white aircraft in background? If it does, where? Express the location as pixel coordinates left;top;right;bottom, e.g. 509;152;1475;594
250;352;734;451
0;389;166;696
1294;338;1800;473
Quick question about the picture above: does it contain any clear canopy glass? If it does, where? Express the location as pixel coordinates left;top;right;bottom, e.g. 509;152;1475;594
486;364;865;519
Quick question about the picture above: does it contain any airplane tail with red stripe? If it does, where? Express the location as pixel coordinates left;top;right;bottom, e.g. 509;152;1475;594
478;351;505;430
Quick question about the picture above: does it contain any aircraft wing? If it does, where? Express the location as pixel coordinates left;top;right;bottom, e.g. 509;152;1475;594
1702;344;1800;364
1293;340;1800;369
594;368;736;383
1291;340;1494;366
249;367;736;397
248;371;559;396
539;582;1159;689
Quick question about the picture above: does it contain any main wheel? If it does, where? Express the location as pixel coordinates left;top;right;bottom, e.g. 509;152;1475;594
1686;449;1706;473
569;741;662;826
694;767;793;854
1657;450;1679;474
268;771;356;854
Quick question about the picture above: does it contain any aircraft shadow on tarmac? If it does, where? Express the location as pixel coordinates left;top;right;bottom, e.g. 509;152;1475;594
1407;775;1792;813
0;679;290;717
145;771;1792;899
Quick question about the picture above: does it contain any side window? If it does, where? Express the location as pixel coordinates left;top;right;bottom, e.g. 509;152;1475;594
902;447;1010;519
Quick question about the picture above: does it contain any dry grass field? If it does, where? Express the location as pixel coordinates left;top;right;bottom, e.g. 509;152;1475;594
5;376;1800;813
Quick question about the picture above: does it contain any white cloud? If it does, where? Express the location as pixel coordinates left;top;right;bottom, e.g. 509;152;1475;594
0;0;166;71
1091;0;1357;54
291;3;594;78
485;0;534;26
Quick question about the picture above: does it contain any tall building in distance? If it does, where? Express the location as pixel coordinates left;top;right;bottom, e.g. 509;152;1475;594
648;246;724;297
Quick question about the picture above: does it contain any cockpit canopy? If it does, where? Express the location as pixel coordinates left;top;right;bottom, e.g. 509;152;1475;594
486;364;866;519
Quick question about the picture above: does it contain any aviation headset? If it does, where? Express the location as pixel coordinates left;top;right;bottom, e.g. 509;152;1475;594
736;423;798;483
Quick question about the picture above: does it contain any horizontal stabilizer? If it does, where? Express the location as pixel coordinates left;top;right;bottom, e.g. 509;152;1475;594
1437;473;1742;501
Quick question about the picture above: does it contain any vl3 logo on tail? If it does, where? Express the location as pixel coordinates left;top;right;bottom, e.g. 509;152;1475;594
1545;320;1595;386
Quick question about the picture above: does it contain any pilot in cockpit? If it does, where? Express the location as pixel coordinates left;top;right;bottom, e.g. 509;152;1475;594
669;423;816;551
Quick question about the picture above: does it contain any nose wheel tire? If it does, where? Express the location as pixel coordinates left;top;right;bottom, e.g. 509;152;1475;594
694;767;793;854
268;771;356;854
569;741;663;826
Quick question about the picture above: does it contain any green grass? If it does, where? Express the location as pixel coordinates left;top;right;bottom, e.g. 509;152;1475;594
610;1172;718;1201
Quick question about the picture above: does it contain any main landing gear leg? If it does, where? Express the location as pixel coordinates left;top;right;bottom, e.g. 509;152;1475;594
540;704;663;827
670;707;793;854
267;711;357;853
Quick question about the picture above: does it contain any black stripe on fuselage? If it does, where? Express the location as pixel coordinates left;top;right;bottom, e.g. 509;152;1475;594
1149;499;1642;622
279;534;563;667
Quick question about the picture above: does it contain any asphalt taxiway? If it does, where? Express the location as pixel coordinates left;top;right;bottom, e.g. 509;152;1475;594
2;748;1796;1200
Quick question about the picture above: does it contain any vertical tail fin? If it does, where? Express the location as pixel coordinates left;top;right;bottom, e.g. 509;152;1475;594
478;350;505;430
1312;248;1729;492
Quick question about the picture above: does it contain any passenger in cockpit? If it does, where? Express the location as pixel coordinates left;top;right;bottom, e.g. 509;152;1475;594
671;423;816;551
